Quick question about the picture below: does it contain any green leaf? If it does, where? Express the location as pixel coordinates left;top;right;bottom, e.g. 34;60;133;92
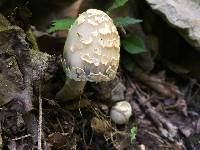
107;0;128;13
130;126;138;143
114;17;142;27
122;36;146;54
47;17;76;33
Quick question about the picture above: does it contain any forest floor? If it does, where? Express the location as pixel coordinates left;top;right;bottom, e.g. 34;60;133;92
0;0;200;149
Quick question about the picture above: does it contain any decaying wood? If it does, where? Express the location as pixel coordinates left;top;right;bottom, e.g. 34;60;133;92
0;13;60;148
11;31;34;111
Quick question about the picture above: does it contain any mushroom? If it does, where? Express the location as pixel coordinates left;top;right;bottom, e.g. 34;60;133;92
56;9;120;100
110;101;132;125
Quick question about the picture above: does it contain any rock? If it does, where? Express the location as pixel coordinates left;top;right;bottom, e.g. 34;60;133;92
145;0;200;51
111;82;126;102
93;78;126;102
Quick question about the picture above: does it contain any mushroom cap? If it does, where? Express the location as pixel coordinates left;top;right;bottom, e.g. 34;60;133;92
63;9;120;82
110;101;132;125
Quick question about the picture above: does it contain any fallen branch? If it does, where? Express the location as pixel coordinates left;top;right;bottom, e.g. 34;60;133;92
128;79;179;141
132;66;182;99
136;92;178;141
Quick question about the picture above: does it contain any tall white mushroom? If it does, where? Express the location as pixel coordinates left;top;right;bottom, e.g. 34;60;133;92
56;9;120;100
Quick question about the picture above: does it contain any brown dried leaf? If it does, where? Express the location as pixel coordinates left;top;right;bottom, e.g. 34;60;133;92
47;132;68;148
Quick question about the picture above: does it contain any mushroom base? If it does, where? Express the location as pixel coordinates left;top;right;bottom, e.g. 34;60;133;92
56;77;86;101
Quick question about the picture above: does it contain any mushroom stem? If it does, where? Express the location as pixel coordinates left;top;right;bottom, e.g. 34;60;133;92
56;77;86;100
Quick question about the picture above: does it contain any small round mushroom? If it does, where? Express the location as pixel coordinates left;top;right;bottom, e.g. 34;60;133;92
110;101;132;125
56;9;120;100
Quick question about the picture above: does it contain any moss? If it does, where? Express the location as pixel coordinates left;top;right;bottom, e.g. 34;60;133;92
0;13;10;27
7;56;23;83
0;13;21;55
26;28;40;51
0;13;21;32
30;49;51;80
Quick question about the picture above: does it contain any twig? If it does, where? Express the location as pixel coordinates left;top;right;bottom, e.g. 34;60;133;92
128;77;179;141
82;119;88;150
89;131;94;145
38;83;42;150
135;88;178;141
56;118;64;133
132;66;182;99
12;134;31;141
0;124;2;149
